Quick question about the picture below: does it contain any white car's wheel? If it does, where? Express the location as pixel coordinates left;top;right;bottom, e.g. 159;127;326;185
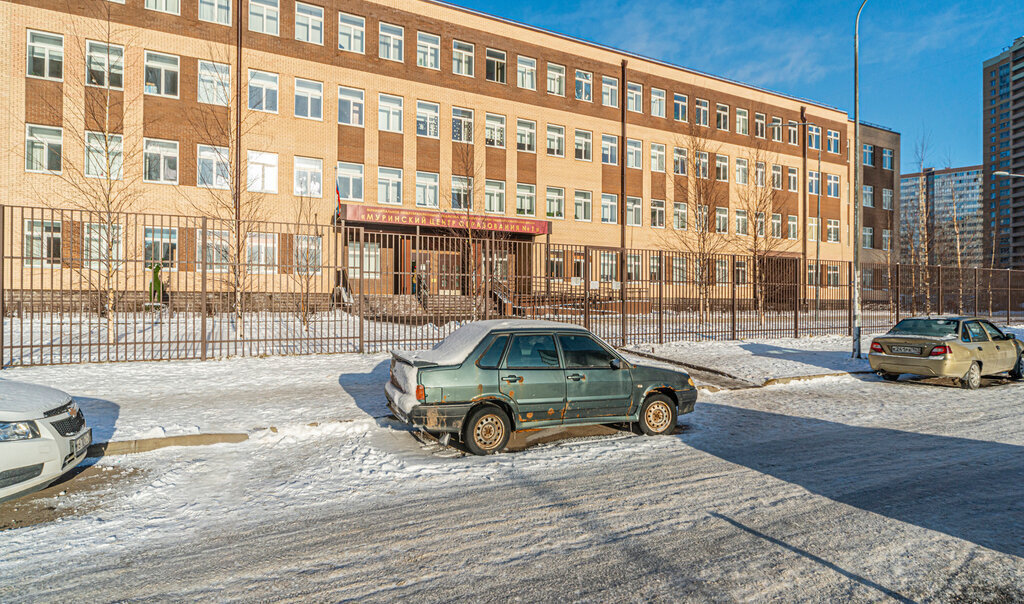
961;362;981;390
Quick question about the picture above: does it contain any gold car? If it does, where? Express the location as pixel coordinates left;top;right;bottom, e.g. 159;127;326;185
869;317;1024;389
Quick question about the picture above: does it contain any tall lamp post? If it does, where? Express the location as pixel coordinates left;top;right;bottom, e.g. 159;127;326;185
852;0;870;358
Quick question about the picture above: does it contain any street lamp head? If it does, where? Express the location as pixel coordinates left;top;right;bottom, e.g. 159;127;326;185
994;171;1009;176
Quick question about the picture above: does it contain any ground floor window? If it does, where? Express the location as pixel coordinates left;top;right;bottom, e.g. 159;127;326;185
548;250;564;279
599;251;617;282
197;229;231;272
145;227;178;268
347;241;380;279
23;219;61;267
83;223;122;270
294;234;322;274
247;233;278;273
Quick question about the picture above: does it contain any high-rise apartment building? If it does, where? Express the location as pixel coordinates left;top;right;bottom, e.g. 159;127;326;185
900;166;984;266
983;36;1024;268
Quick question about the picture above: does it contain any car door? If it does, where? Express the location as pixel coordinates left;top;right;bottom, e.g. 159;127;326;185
499;333;567;424
557;333;633;421
962;321;998;371
980;321;1016;371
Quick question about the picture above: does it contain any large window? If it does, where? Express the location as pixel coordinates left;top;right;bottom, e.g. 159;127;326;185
485;180;505;213
145;227;177;268
882;188;893;210
735;108;748;135
601;194;617;224
415;171;439;208
517;56;536;90
452;40;474;77
599;251;617;282
199;0;231;25
198;229;231;272
335;162;363;201
862;184;874;207
827;129;840;154
626;139;642;169
485;114;505;147
715;207;728;233
546;187;564;219
716;104;729;130
247;151;278;193
674;148;687;176
862;226;874;249
198;61;229;106
85;132;123;179
807;125;821;150
86;41;123;89
27;30;63;80
347;242;380;279
715;155;729;181
770;116;782;142
485;48;506;83
673;202;687;230
516;120;536;152
197;144;230;189
294;78;322;120
24;220;61;267
735;209;748;236
294;235;322;275
452;107;473;143
882;148;894;170
546;124;564;157
144;51;179;97
602;76;618;107
771;213;782;238
626;197;641;227
673;94;687;122
416;101;439;138
788;215;798;240
574;190;592;221
246;233;277;274
547;63;565;96
378;94;403;133
771;164;783;189
651;143;666;172
651;199;665;228
651;88;666;118
248;70;278;112
601;134;618;165
143;138;177;184
863;144;875;166
754;113;766;138
378;23;403;61
807;218;819;242
451;176;472;210
826;174;840;198
575;130;592;161
338;13;365;53
337;86;364;126
575;70;592;102
694;99;709;126
827;219;840;243
416;32;440;69
626;82;642;113
516;184;536;216
695;151;709;178
248;0;279;35
293;156;322;197
295;2;323;45
146;0;179;15
378;167;402;205
735;158;748;185
83;223;122;269
808;170;820;196
788;167;798;192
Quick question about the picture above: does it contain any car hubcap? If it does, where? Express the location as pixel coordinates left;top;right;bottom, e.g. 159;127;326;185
970;367;980;387
474;415;504;449
645;402;672;433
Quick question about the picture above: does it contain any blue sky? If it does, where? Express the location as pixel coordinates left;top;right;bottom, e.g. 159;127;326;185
452;0;1024;173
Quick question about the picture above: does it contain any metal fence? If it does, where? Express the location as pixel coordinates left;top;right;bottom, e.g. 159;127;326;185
3;205;1024;367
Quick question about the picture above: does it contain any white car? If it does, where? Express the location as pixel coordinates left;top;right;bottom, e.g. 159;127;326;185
0;380;91;503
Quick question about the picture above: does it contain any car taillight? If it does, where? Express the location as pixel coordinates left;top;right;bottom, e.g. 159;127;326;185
870;342;883;353
415;385;426;401
930;345;951;356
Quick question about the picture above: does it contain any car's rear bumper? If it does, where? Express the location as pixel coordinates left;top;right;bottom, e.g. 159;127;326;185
868;353;969;378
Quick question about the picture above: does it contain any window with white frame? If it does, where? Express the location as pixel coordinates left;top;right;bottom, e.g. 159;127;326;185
574;129;592;161
827;264;840;287
146;0;179;15
673;147;687;176
671;256;686;282
626;82;642;112
754;112;766;138
485;180;505;213
827;219;840;243
650;143;666;172
378;167;402;205
548;250;565;279
293;156;322;197
626;254;641;280
827;129;840;153
863;144;874;166
882;148;893;170
547;63;565;95
771;213;782;238
248;0;279;35
807;262;819;286
27;30;63;80
338;13;365;53
485;114;505;147
144;51;179;97
696;205;709;231
246;233;277;273
415;171;439;208
517;56;536;90
651;88;666;118
601;134;617;165
335;161;362;201
602;76;618;107
882;229;891;250
295;2;323;44
294;234;322;275
198;61;229;105
736;108;749;135
673;202;687;230
788;167;798;192
546;124;564;157
83;223;123;269
575;70;592;102
416;101;439;138
248;70;278;112
882;188;893;210
862;184;874;207
674;94;687;122
516;119;536;152
807;125;821;150
198;229;231;272
379;23;403;61
716;104;729;130
808;170;820;195
546;187;564;219
695;151;709;178
247;151;278;193
601;193;617;224
516;184;536;216
23;220;62;267
294;78;322;120
143;138;177;183
199;0;230;25
86;41;123;88
85;132;122;179
197;144;230;189
651;199;665;228
416;32;440;69
862;227;874;249
715;154;729;181
770;116;782;142
452;40;474;76
574;190;592;221
826;174;839;198
485;48;506;83
735;209;749;236
626;197;641;226
788;121;799;145
771;164;783;189
347;241;380;279
715;207;728;233
735;158;748;185
599;251;617;282
626;139;642;169
378;94;403;133
787;215;797;239
145;227;177;268
451;176;472;210
337;86;364;126
808;217;819;242
452;107;473;143
695;98;709;126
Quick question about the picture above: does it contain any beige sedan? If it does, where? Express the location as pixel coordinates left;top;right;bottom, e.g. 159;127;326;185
869;317;1024;389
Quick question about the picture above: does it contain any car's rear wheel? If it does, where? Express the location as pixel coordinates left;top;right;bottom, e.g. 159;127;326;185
463;405;511;455
1009;354;1023;381
638;394;677;436
961;362;982;390
879;371;900;381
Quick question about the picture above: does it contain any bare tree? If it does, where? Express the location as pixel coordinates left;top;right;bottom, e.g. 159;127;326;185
288;195;324;331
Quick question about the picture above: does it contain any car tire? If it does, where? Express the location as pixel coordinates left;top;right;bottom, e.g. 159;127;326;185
463;404;511;455
638;394;677;436
879;372;900;381
1010;354;1024;381
961;362;982;390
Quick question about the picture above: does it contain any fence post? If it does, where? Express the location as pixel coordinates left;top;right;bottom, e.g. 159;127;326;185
0;205;5;369
793;258;800;339
200;217;208;361
483;237;490;321
358;228;365;353
1008;269;1013;326
730;255;737;340
894;263;901;324
658;250;664;345
583;247;591;332
847;262;853;336
937;267;943;315
974;267;980;317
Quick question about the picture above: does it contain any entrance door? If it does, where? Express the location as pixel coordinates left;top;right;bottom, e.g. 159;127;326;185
558;333;633;421
499;334;566;424
437;252;460;295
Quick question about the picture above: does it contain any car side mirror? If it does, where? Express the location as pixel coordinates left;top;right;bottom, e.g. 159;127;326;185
610;358;622;370
1008;334;1016;340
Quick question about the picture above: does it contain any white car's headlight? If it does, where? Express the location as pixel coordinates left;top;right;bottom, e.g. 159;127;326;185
0;421;41;442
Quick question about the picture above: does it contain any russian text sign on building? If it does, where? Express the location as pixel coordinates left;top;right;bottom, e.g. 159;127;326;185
339;204;551;235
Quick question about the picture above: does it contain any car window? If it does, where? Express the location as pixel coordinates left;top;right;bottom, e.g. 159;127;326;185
889;318;959;337
505;334;560;369
558;334;617;368
477;335;509;369
964;321;988;343
980;321;1006;341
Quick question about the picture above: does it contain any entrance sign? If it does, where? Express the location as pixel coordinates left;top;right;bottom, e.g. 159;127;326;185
339;204;551;235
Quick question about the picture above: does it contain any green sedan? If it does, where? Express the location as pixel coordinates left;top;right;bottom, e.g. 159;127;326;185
868;316;1024;389
385;320;697;455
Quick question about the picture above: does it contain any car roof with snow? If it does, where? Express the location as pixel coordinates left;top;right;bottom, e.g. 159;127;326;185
392;320;589;366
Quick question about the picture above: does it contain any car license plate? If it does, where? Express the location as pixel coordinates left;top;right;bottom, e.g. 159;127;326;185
891;346;921;355
73;429;92;457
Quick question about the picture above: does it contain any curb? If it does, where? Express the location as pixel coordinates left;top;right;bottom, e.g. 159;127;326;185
761;371;875;387
86;432;249;458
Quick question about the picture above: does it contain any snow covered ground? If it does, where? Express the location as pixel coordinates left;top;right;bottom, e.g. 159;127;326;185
1;338;1022;601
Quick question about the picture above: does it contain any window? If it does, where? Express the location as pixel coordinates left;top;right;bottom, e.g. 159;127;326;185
882;188;893;210
293;156;322;197
293;235;322;275
199;0;230;25
574;130;592;161
547;63;565;96
673;94;687;122
695;151;709;178
696;205;709;231
882;148;894;170
247;151;278;193
626;254;642;280
416;101;439;138
651;143;666;172
735;261;748;285
673;202;687;230
716;104;729;130
197;144;230;189
248;70;278;112
736;108;748;135
626;139;642;169
862;184;874;207
294;78;322;120
788;167;798;192
548;251;565;279
506;335;559;368
485;180;505;213
378;23;403;61
416;32;440;69
695;99;709;126
651;88;666;118
735;158;748;184
86;41;123;89
516;119;536;152
673;147;687;176
601;134;618;165
575;70;592;101
415;171;439;208
146;0;179;15
248;0;279;35
378;94;403;133
754;113;765;138
770;117;782;142
882;229;891;251
771;164;783;189
827;265;840;286
485;48;506;83
735;210;748;236
651;199;665;228
338;13;365;53
378;167;402;205
546;187;564;219
771;213;782;238
808;171;820;195
671;257;686;282
788;215;798;239
574;190;592;221
601;194;617;224
347;241;380;279
452;41;474;77
757;213;767;239
85;132;122;179
599;251;617;281
788;121;799;145
826;129;840;153
516;184;536;216
827;219;840;243
23;220;62;267
808;217;819;242
295;2;323;45
807;125;821;150
27;30;63;80
452;107;473;143
807;262;819;286
198;229;231;272
197;61;229;106
602;76;618;107
862;226;873;249
715;207;728;233
715;155;729;181
626;197;641;226
451;176;472;210
143;138;177;184
246;233;277;274
517;56;536;89
144;51;179;97
546;125;565;157
337;86;364;126
863;144;874;166
83;223;122;269
485;114;505;147
625;82;642;112
145;227;177;268
714;259;729;285
826;174;839;198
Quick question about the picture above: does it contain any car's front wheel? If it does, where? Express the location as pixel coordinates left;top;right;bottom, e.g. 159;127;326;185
638;394;677;436
961;362;982;390
463;404;511;455
1010;353;1024;381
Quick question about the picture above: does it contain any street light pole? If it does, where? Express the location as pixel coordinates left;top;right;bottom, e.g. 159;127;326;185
852;0;869;359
